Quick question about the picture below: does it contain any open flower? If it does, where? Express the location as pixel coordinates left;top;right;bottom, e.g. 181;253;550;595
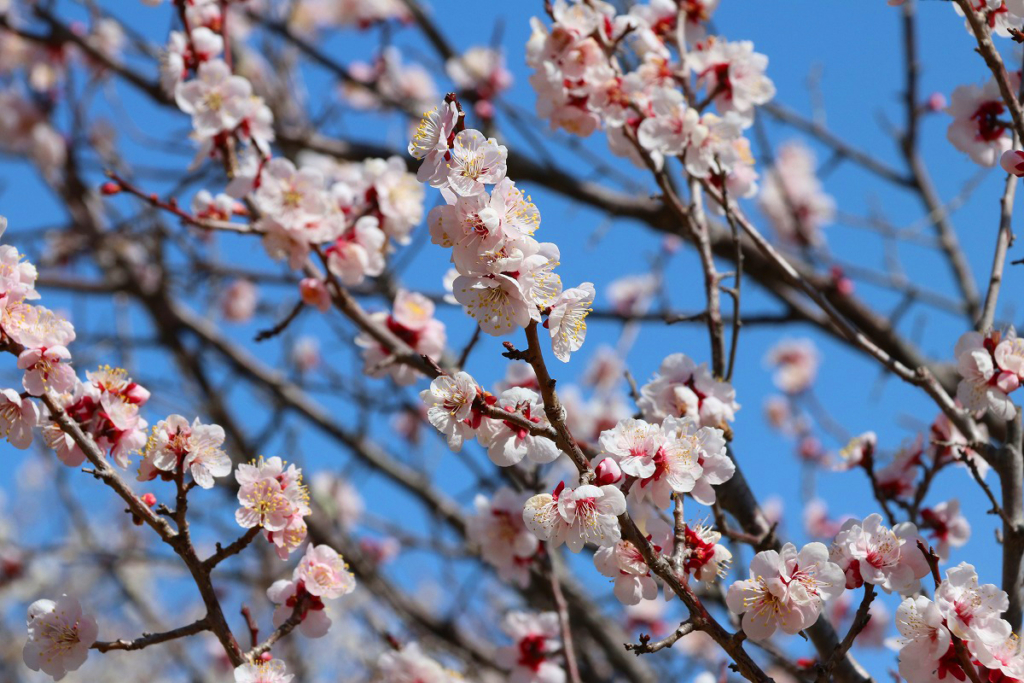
495;611;566;683
234;659;294;683
524;481;627;552
467;487;540;588
444;129;508;196
726;542;845;640
0;388;38;449
829;513;930;595
23;595;97;681
481;387;560;467
420;371;479;451
548;282;594;362
296;544;356;599
175;59;252;137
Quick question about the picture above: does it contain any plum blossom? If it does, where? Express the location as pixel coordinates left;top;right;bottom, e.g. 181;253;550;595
894;596;956;683
524;481;627;552
599;418;666;480
453;272;534;336
946;79;1014;167
296;543;356;599
356;290;446;386
254;157;328;229
954;329;1019;420
234;659;294;683
637;87;707;160
725;542;845;640
828;513;931;595
324;215;386;286
953;0;1023;39
467;488;540;587
234;456;308;533
0;388;37;449
221;279;258;322
137;415;230;489
23;595;97;681
935;562;1011;644
299;278;331;312
443;129;508;196
638;353;740;429
482;387;560;467
420;372;479;451
689;38;776;126
679;522;733;582
595;537;660;605
765;338;819;394
19;345;74;396
446;47;514;104
920;499;971;561
408;102;459;186
496;611;566;683
175;59;252;137
548;282;594;362
626;416;733;509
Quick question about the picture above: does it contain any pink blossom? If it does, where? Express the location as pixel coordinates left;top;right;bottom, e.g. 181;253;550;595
139;415;230;489
955;330;1017;420
1001;149;1024;177
689;38;776;126
895;595;954;683
0;388;37;449
758;141;835;246
946;79;1013;167
324;215;387;285
548;282;594;362
235;456;307;532
443;129;508;197
726;542;845;640
935;562;1010;644
175;59;252;137
481;387;560;467
638;353;740;429
524;481;627;552
595;538;661;605
356;290;446;385
420;371;478;451
920;499;971;561
23;595;98;681
296;543;356;599
828;513;931;595
221;279;258;322
18;345;74;396
377;642;460;682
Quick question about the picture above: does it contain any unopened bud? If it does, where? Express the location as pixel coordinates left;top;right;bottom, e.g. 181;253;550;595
141;493;157;507
594;458;623;486
100;182;121;195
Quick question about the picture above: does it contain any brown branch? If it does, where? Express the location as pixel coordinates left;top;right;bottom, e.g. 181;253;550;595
92;618;210;653
625;620;695;656
816;585;875;683
548;551;582;683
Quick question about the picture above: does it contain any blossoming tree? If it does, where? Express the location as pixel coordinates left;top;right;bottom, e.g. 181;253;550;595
1;0;1024;682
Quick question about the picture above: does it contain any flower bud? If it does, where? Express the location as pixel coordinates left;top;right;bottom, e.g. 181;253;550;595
1001;149;1024;177
594;457;623;486
300;278;331;313
100;181;122;195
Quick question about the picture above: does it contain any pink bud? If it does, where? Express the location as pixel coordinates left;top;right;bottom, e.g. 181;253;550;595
595;458;623;485
662;235;683;254
300;278;331;313
926;92;947;112
1001;150;1024;177
798;436;822;462
141;493;157;507
259;652;273;663
100;181;122;195
996;371;1020;394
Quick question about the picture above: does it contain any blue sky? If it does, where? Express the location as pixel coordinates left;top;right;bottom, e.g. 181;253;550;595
1;0;1021;679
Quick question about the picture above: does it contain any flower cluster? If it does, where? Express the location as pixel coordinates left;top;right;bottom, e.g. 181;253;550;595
895;563;1020;683
525;1;768;195
828;513;931;595
726;542;845;640
955;328;1024;420
234;658;294;683
599;415;734;509
40;366;151;468
409;98;594;360
235;456;312;558
266;543;356;639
